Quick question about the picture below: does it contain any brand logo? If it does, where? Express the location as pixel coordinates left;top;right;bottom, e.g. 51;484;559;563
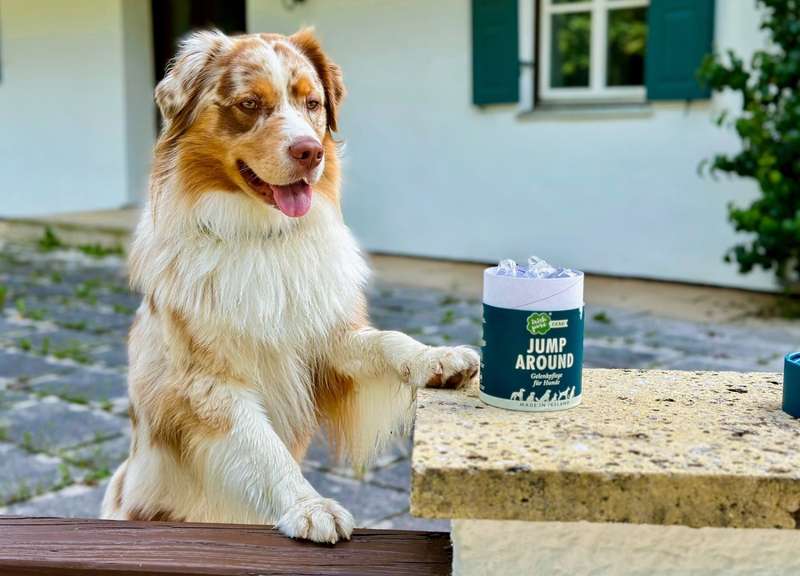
526;312;568;335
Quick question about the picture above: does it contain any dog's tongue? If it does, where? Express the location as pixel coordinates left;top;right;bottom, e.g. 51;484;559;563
270;181;313;218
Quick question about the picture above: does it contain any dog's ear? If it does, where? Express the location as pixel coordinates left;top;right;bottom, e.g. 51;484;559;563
155;29;232;130
290;28;345;133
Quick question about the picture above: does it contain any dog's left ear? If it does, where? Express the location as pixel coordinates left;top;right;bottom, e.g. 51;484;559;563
290;28;345;133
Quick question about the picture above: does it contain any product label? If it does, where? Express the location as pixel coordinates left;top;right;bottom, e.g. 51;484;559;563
480;304;584;411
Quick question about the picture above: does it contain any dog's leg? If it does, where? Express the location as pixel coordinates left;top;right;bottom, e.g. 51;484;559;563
201;389;354;543
333;327;480;390
318;327;479;466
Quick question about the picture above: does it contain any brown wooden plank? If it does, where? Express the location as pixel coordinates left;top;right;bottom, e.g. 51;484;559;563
0;516;452;576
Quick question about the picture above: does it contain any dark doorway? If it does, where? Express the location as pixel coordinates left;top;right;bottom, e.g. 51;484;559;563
151;0;246;84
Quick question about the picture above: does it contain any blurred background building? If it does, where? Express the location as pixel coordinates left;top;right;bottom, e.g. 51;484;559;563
0;0;773;289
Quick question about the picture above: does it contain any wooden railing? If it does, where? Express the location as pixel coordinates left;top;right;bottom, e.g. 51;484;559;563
0;517;452;576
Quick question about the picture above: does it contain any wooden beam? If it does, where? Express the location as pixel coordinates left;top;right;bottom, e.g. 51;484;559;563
0;517;452;576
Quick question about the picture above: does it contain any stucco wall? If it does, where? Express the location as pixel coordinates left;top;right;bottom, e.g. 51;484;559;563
248;0;775;290
0;0;152;216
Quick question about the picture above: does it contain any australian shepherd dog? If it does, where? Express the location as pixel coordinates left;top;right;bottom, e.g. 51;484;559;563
101;29;479;543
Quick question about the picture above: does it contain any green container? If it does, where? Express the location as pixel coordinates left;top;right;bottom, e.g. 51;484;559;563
784;352;800;418
480;268;584;412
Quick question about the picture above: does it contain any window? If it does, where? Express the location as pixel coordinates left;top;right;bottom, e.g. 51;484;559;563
538;0;649;104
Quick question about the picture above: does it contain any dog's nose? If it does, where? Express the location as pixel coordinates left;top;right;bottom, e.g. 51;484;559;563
289;138;324;170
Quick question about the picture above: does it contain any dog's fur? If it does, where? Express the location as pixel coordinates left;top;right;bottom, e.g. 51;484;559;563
100;29;479;543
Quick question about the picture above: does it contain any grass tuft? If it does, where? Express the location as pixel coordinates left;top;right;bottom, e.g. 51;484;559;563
37;227;64;252
77;243;124;259
592;311;612;324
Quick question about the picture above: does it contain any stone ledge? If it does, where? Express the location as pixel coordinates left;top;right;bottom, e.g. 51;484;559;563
411;369;800;529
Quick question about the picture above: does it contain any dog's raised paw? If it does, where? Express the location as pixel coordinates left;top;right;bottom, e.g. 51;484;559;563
409;346;480;390
277;496;354;544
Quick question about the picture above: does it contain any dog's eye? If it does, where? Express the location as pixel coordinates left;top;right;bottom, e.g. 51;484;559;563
239;98;259;111
306;98;321;112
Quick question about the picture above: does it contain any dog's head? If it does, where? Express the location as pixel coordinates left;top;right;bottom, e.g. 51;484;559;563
154;29;344;219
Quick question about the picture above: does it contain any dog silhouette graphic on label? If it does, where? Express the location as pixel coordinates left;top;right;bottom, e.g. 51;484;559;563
510;388;525;401
568;386;576;399
557;389;570;401
539;389;551;403
525;391;537;402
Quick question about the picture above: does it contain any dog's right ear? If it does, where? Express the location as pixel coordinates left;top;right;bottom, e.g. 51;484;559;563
155;30;232;129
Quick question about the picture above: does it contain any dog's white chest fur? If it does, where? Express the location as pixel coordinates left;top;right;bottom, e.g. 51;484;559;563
132;192;368;445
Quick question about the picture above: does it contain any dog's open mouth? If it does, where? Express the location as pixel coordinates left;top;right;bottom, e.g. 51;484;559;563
237;160;313;218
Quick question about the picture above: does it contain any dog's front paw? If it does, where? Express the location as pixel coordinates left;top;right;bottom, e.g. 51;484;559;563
407;346;480;389
277;496;354;544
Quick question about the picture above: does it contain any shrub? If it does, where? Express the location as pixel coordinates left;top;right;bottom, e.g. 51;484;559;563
699;0;800;288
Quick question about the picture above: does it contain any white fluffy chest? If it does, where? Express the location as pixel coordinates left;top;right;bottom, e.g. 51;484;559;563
132;195;369;446
136;195;369;348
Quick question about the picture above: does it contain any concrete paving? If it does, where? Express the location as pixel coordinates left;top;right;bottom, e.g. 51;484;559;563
0;239;797;531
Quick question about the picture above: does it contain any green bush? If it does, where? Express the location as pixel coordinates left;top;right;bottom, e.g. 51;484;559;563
699;0;800;288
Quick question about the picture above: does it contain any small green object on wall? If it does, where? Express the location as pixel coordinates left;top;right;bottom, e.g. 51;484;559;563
784;353;800;418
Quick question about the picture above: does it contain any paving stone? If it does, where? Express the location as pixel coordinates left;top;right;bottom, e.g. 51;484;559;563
91;346;129;369
30;369;127;403
0;399;125;452
1;481;108;518
583;343;663;369
369;287;445;311
33;304;131;334
301;468;409;526
63;434;130;471
369;459;411;491
583;307;645;338
0;317;38;344
416;333;451;347
303;434;410;475
640;332;738;359
0;444;66;505
16;331;108;363
664;356;777;373
10;281;76;301
367;512;450;532
439;322;482;347
97;291;141;313
0;388;31;409
0;350;74;380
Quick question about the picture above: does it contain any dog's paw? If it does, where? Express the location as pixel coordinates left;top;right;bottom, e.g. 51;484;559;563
406;346;480;389
277;496;354;544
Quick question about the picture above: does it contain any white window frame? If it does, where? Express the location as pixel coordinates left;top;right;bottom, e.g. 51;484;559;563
539;0;649;103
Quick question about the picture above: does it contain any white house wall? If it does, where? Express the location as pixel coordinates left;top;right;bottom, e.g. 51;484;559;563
248;0;775;290
0;0;133;216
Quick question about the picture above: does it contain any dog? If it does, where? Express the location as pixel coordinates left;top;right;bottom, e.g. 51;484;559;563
100;28;479;544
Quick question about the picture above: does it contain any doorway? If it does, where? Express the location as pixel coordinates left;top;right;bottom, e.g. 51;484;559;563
151;0;246;84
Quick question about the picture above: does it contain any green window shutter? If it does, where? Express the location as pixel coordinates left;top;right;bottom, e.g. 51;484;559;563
472;0;519;106
645;0;715;100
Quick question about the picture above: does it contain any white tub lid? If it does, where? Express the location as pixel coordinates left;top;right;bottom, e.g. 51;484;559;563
483;267;584;311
